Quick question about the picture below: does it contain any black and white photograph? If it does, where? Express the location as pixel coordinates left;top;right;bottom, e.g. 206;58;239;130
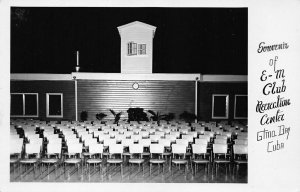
2;1;300;191
9;7;248;183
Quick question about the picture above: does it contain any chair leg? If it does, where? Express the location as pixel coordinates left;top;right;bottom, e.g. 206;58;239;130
121;164;123;178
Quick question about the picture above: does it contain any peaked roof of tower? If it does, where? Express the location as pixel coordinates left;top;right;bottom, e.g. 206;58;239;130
117;21;156;36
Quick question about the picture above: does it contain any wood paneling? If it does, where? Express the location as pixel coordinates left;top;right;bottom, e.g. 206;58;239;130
10;80;75;121
77;80;195;121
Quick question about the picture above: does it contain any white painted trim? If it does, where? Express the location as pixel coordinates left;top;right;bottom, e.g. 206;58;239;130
117;21;156;37
212;94;229;119
234;94;248;119
202;75;247;82
46;93;63;118
10;73;247;82
195;79;198;122
10;93;39;117
11;74;72;81
72;72;201;81
75;80;78;121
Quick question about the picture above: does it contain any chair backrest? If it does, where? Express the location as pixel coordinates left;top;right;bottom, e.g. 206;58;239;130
233;144;248;155
131;135;142;142
140;131;150;138
48;138;62;144
214;139;227;144
81;134;93;141
150;135;160;142
179;128;189;135
172;144;186;154
27;134;40;141
129;144;144;154
84;138;98;147
195;138;208;145
29;138;43;146
198;135;210;142
187;131;198;138
139;139;151;147
68;143;83;154
221;132;232;138
103;139;116;147
25;143;41;154
163;129;171;134
115;134;126;141
175;139;189;147
89;144;104;154
66;138;80;145
195;127;205;135
10;139;23;154
216;135;227;140
98;134;111;142
124;131;133;137
181;135;194;142
235;139;248;145
213;144;228;154
109;144;124;154
47;143;61;154
159;139;171;147
150;144;164;154
192;144;207;154
165;134;176;142
132;128;140;134
155;131;165;137
204;131;214;138
122;139;134;146
170;131;180;138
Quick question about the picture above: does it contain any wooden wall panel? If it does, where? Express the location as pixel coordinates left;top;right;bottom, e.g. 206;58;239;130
77;80;195;121
10;80;75;121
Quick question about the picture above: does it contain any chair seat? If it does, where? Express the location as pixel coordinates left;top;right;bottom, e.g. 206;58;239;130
129;159;145;164
214;159;230;163
193;159;210;164
107;159;123;164
122;152;131;156
162;152;172;156
10;158;19;163
102;152;110;156
172;159;188;164
82;152;92;156
41;159;59;164
234;160;248;164
142;152;150;156
149;159;165;164
64;158;81;164
20;159;38;164
86;159;102;164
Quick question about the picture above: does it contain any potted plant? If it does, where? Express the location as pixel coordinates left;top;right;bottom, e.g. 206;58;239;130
179;111;197;124
109;109;122;124
80;111;88;121
147;110;175;125
96;112;107;121
127;107;149;123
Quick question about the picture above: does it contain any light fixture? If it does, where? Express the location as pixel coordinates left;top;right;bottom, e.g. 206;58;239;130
132;82;139;90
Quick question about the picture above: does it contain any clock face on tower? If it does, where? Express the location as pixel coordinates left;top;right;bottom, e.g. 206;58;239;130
132;82;139;90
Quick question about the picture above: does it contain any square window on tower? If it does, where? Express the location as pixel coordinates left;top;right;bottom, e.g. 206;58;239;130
127;42;137;56
138;44;146;55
